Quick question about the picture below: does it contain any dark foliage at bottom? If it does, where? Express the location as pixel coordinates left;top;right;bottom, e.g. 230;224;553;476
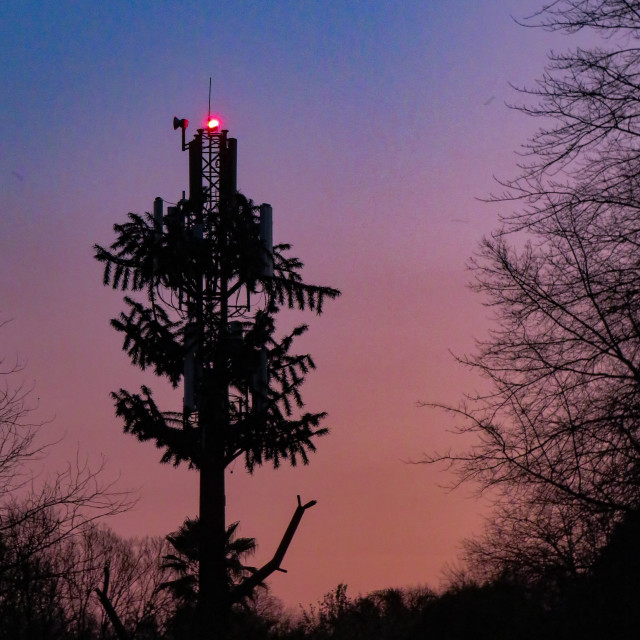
4;510;640;639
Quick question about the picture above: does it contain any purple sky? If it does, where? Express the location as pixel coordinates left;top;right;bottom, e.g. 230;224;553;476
1;1;568;608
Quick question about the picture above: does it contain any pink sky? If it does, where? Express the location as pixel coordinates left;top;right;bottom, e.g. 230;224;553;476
0;0;570;608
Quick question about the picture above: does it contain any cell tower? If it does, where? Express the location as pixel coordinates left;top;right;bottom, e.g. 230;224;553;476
96;106;337;640
171;114;275;638
167;116;272;422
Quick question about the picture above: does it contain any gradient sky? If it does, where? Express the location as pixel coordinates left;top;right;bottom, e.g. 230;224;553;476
1;1;567;609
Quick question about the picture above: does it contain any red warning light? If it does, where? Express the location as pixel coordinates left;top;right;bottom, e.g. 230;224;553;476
207;117;220;130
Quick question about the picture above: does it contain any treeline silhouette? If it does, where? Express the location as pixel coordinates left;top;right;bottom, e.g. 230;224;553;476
3;509;640;639
272;509;640;640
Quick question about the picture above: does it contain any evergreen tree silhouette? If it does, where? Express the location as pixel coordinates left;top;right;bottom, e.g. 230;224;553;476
95;165;339;638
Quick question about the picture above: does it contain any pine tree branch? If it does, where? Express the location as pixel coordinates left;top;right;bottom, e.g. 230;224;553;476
230;495;316;603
